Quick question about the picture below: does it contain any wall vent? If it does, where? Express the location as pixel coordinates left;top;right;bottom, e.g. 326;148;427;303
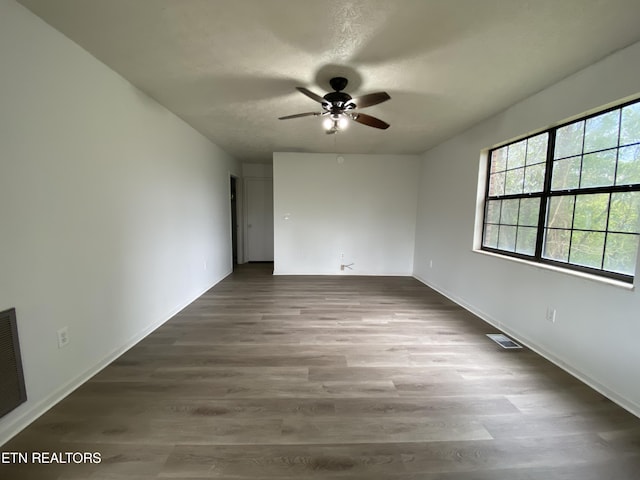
486;333;522;349
0;308;27;418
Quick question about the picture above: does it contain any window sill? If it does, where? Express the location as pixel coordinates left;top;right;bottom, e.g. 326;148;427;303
472;248;635;291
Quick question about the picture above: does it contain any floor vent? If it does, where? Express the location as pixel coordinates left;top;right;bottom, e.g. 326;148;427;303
486;333;522;349
0;308;27;418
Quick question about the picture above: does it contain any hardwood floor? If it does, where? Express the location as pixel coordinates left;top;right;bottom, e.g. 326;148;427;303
3;263;640;479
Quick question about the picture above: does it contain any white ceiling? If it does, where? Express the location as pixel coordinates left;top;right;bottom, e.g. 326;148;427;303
17;0;640;164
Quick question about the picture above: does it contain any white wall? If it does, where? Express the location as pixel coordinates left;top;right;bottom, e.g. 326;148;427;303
414;40;640;416
0;0;240;445
274;152;420;275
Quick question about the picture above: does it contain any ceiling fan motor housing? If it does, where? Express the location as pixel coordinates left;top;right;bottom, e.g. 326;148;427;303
323;91;353;108
323;77;354;110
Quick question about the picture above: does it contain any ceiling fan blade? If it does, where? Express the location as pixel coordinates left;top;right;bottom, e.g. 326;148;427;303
278;112;320;120
296;87;325;103
350;92;391;109
350;112;390;129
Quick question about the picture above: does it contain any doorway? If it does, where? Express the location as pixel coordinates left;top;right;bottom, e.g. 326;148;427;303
245;177;274;262
230;175;238;267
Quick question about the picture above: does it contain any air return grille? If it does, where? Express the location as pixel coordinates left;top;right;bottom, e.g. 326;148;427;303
486;333;522;349
0;308;27;417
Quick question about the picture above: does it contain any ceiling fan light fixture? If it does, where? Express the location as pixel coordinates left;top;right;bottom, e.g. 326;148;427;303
323;114;348;132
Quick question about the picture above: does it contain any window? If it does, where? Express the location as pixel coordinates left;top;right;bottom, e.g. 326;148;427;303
482;99;640;283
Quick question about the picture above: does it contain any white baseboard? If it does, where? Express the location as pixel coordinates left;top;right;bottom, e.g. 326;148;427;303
0;270;231;447
272;271;411;276
413;273;640;420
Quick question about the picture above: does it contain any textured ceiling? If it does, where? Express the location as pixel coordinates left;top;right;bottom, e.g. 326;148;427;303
17;0;640;164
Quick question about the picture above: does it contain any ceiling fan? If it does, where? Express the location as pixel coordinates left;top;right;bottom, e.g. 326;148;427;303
279;77;391;134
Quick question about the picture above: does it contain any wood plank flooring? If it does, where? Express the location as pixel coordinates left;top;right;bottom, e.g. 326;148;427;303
2;263;640;479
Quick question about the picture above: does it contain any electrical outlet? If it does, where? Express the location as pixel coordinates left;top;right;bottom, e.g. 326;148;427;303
340;264;345;271
545;307;556;323
57;326;69;349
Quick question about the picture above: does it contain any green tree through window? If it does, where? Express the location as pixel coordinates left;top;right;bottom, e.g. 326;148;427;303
482;99;640;283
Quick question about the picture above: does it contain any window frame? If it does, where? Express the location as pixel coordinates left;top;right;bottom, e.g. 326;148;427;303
481;98;640;284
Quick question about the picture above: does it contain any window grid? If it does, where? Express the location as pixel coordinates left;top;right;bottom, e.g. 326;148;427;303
482;98;640;283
